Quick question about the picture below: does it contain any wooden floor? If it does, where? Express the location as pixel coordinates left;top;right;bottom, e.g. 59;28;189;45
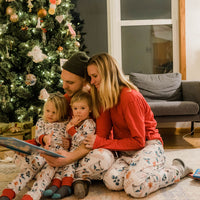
159;127;200;149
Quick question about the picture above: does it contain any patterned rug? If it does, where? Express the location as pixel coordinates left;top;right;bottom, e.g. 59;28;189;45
0;148;200;200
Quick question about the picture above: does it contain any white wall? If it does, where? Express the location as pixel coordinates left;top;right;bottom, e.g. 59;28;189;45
186;0;200;80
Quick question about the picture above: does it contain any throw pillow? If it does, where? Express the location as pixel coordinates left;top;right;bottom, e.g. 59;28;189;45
129;72;182;101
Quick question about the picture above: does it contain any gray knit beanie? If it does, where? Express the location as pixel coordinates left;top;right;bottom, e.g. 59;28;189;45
62;51;90;78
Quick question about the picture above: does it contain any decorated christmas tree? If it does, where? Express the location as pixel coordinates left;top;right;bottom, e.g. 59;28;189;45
0;0;84;123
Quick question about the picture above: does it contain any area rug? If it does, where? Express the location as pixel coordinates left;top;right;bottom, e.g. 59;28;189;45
0;148;200;200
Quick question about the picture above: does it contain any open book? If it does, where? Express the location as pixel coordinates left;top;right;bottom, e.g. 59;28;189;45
0;137;65;158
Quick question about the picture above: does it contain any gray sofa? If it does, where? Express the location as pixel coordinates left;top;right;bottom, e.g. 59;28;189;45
129;72;200;133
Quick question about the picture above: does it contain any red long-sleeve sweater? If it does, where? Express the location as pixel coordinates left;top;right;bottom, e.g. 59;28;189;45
94;87;163;151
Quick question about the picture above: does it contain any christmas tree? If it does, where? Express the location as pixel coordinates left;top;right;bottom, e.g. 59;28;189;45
0;0;84;123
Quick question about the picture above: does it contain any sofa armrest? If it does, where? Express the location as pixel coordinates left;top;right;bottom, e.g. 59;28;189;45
182;80;200;105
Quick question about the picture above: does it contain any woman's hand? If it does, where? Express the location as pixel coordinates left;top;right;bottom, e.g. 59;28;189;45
83;134;96;149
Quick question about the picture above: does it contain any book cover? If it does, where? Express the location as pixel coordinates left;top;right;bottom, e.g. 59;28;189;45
188;169;200;180
0;137;65;158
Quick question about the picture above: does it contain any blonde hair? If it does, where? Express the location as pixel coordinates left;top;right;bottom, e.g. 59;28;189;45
87;53;138;118
70;90;92;111
43;92;69;122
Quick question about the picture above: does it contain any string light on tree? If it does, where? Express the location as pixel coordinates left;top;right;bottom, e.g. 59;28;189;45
0;0;86;123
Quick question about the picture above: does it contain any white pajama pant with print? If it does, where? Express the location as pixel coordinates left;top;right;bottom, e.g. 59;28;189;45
8;154;58;200
103;140;182;198
74;148;115;181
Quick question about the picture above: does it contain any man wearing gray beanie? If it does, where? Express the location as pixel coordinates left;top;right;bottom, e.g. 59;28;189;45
62;51;89;79
61;51;89;97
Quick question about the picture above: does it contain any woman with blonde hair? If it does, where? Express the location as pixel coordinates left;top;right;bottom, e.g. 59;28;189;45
84;53;193;198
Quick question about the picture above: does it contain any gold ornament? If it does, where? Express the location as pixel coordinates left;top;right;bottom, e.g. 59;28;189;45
37;8;47;18
6;6;14;15
48;8;55;15
56;0;61;5
75;41;80;48
57;46;63;52
10;13;19;22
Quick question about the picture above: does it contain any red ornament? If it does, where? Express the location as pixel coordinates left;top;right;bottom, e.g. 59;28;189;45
41;28;47;33
50;0;56;4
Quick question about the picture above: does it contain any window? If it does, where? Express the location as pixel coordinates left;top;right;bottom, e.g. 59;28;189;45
107;0;180;75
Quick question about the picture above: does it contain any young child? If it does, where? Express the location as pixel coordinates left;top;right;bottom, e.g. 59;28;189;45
43;90;96;199
0;92;70;200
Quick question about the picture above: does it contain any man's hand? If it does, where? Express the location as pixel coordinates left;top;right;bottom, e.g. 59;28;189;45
41;150;72;167
83;134;96;149
41;143;91;167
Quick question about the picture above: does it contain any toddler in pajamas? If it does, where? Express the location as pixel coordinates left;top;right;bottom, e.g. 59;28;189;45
0;92;70;200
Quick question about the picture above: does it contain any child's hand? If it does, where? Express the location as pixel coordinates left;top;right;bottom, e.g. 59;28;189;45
62;137;71;150
83;134;96;149
43;131;53;150
66;116;81;131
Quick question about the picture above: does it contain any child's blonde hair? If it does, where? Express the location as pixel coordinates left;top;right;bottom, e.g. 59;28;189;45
43;92;69;122
70;90;92;112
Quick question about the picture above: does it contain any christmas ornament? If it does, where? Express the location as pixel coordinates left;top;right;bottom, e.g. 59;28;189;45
49;4;56;15
75;41;80;48
60;58;68;67
56;0;61;5
36;17;41;28
50;0;56;4
41;28;47;44
6;6;14;15
55;15;64;23
67;23;76;38
48;7;55;15
37;8;47;18
27;45;47;63
25;74;37;86
27;0;33;12
57;46;63;52
39;88;49;100
10;13;19;22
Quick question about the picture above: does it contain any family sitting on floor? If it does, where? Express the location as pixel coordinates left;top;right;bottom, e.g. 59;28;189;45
0;52;193;200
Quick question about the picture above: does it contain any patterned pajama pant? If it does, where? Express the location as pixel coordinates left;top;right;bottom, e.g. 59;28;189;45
74;148;115;181
8;154;58;200
41;148;115;187
103;140;181;198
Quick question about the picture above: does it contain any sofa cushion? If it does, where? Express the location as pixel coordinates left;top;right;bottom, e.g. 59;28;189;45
129;73;182;101
148;101;199;117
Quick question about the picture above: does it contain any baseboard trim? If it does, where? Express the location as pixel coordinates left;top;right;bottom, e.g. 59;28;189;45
158;127;200;135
